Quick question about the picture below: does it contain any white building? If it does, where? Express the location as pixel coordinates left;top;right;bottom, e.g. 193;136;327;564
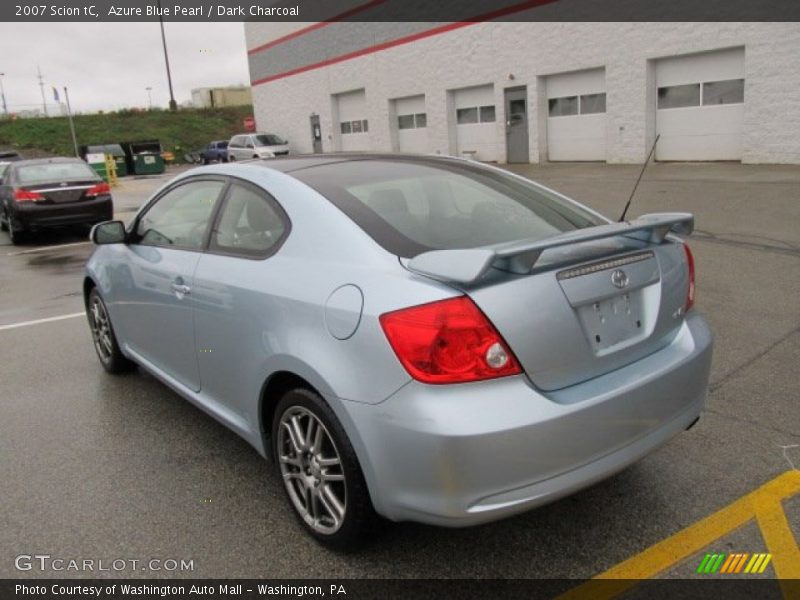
245;22;800;164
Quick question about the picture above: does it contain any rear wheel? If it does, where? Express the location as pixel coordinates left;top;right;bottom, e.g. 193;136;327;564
228;155;236;162
0;207;7;232
87;288;135;374
272;388;378;551
6;213;26;245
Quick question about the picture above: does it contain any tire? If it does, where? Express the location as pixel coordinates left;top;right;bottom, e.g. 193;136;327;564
272;388;379;551
86;288;136;374
6;213;26;245
202;156;209;165
0;206;7;232
228;155;236;162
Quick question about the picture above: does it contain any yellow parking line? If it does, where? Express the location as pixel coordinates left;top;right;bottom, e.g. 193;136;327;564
557;470;800;600
755;494;800;593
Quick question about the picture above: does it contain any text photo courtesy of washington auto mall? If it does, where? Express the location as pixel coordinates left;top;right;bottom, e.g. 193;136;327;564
0;1;798;600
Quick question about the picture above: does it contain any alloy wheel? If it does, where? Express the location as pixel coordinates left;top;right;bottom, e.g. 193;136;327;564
88;296;114;363
277;406;347;534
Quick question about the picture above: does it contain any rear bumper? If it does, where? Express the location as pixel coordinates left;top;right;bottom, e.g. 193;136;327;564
12;196;113;230
339;312;713;526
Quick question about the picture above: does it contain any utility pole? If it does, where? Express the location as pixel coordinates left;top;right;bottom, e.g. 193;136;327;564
37;65;48;117
146;86;153;109
63;87;79;157
157;0;177;111
0;73;7;116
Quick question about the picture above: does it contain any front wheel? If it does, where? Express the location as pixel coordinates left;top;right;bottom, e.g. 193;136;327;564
87;288;136;374
228;155;236;162
273;388;378;551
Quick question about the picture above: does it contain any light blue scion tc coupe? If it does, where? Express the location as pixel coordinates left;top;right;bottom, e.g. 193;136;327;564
84;154;713;549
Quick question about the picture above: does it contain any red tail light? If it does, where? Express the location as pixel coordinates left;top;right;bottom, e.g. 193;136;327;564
13;188;44;202
683;243;696;312
379;296;522;384
86;182;111;197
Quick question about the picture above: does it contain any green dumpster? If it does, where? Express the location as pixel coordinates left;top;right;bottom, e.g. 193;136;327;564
83;144;128;177
133;151;165;175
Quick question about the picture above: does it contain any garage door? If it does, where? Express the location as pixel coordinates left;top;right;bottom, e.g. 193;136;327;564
454;84;498;162
336;89;369;152
394;95;428;154
655;48;744;161
546;69;607;161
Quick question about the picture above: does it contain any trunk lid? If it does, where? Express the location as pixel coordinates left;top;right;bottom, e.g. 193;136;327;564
405;213;693;391
25;180;100;204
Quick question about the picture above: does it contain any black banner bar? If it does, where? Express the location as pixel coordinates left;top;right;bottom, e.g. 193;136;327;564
1;0;800;23
0;578;793;600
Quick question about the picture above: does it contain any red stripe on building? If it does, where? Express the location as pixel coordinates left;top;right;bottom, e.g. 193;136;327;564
247;0;390;55
250;0;560;85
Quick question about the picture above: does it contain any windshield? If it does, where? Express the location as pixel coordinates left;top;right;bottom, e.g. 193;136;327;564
16;162;98;185
294;159;603;258
254;134;285;146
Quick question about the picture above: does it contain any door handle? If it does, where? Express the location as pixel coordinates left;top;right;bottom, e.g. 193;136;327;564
171;283;191;296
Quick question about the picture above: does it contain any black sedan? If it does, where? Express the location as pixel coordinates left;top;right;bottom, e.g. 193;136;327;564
0;157;113;244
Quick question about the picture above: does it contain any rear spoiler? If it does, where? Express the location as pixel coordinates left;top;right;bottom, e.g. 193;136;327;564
406;212;694;284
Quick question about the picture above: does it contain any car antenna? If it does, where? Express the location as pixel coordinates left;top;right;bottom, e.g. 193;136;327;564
619;133;660;222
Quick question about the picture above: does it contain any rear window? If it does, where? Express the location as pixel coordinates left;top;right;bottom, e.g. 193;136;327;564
294;159;603;258
254;134;285;146
15;162;98;185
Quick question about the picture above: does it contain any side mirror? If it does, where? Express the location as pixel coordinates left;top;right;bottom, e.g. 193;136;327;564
91;220;126;244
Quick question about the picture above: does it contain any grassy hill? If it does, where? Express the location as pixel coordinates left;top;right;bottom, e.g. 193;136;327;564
0;105;253;161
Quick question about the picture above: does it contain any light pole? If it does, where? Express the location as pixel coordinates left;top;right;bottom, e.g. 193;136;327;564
0;73;7;116
63;86;79;158
156;0;177;111
146;86;153;109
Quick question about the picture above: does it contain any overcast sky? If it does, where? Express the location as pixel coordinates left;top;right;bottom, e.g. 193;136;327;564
0;23;250;114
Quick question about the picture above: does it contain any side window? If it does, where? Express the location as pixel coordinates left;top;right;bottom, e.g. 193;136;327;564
135;180;225;249
211;183;288;257
244;137;254;148
230;136;242;148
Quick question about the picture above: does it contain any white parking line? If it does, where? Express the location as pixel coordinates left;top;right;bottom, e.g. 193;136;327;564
6;241;91;256
0;312;85;331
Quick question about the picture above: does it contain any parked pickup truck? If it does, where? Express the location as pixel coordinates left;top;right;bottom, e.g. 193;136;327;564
199;140;229;164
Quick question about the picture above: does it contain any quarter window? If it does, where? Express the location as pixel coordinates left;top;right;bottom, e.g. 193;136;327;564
135;180;224;250
211;183;288;257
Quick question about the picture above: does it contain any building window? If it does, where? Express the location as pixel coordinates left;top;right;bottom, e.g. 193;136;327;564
702;79;744;105
456;107;478;124
398;113;427;129
548;96;578;117
340;119;368;135
580;93;606;114
479;105;496;122
658;84;701;109
457;106;495;124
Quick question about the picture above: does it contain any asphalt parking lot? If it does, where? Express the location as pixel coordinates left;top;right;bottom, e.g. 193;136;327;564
1;161;798;582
